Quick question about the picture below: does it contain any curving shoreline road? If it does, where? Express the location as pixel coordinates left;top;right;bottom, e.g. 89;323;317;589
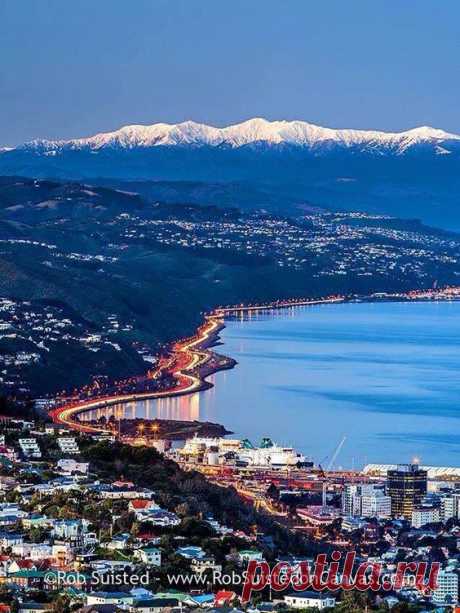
49;315;226;433
49;288;459;434
49;296;345;433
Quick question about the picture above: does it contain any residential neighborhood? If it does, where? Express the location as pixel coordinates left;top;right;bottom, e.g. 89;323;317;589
0;415;456;612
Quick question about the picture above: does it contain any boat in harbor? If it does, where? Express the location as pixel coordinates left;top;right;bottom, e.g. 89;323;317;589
174;434;313;469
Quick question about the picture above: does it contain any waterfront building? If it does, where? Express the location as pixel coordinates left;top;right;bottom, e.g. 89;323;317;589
387;464;427;519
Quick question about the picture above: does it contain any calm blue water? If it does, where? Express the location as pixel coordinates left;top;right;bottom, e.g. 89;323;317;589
83;302;460;468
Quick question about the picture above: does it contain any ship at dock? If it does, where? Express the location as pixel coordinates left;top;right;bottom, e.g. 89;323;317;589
172;434;313;469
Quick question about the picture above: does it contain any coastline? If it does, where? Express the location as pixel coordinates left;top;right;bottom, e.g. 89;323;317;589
49;314;240;433
49;287;460;434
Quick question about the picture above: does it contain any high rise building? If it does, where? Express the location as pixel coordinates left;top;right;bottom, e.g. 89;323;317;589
440;492;460;521
342;484;364;516
342;483;391;518
361;491;392;518
387;464;427;519
411;506;440;528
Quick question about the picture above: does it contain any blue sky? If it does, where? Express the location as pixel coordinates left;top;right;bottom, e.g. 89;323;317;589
1;0;459;146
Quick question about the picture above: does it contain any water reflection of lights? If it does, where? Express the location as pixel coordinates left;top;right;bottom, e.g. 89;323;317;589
79;392;201;423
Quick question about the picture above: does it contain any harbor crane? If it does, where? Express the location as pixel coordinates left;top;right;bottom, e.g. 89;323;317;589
318;435;347;512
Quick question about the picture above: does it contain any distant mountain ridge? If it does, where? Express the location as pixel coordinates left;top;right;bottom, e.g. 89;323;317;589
1;118;459;231
7;117;460;154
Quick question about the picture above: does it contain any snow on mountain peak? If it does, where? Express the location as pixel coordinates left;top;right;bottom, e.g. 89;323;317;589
9;118;460;153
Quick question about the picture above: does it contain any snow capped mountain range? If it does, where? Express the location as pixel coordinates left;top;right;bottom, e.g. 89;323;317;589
12;118;460;155
1;118;459;231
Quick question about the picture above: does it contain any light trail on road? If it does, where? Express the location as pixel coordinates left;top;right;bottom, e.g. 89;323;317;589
50;315;223;433
50;296;344;434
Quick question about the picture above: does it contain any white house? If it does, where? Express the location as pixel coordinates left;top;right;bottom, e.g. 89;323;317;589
133;547;161;567
95;482;153;500
19;438;41;459
12;543;52;560
57;437;80;455
22;514;54;530
107;533;131;551
0;503;25;518
56;458;88;474
191;556;221;574
284;591;336;610
361;492;392;518
128;597;180;612
45;424;69;436
0;532;23;550
144;510;180;527
53;518;89;540
342;483;390;518
86;592;133;606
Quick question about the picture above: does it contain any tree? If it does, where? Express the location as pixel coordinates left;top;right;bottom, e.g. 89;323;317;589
336;590;370;613
175;502;191;518
130;520;141;537
52;595;70;613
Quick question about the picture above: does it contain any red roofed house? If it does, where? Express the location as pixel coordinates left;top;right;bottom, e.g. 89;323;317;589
135;531;160;545
129;499;159;518
214;591;238;607
8;559;36;573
